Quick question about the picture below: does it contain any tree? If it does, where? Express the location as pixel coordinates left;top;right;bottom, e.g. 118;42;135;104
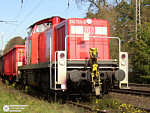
115;1;135;40
142;0;150;22
130;23;150;75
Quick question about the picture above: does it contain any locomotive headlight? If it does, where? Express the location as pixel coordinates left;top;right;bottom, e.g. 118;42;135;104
121;54;126;65
60;53;65;59
86;19;92;24
121;54;126;59
59;53;65;66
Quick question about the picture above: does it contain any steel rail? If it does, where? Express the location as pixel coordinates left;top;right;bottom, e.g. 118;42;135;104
110;89;150;112
110;89;150;96
66;101;108;113
129;83;150;87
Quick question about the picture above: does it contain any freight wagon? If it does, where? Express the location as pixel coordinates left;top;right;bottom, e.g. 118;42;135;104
0;45;25;82
0;56;4;76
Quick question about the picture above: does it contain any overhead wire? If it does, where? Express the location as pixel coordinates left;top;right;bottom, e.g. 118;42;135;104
3;0;29;44
7;0;43;40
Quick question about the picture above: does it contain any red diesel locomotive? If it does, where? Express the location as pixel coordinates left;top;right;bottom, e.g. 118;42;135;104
0;16;128;96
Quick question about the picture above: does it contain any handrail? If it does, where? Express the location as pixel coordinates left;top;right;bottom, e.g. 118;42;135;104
65;35;121;65
54;51;58;90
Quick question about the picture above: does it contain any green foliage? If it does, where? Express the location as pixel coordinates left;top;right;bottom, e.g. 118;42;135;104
142;0;150;22
114;1;135;41
109;39;119;59
119;104;147;113
139;76;150;84
94;98;147;113
129;23;150;77
96;98;120;110
0;83;84;113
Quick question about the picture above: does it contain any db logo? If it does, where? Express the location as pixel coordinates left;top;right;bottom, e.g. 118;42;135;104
3;105;9;112
3;105;28;112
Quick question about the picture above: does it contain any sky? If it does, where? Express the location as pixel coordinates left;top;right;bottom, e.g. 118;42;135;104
0;0;89;50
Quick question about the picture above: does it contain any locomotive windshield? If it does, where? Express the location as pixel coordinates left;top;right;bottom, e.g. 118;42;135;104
27;22;51;36
27;28;32;37
36;23;51;32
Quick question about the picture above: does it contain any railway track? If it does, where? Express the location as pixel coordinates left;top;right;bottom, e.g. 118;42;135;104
66;101;108;113
110;88;150;112
129;83;150;87
110;88;150;96
66;100;150;113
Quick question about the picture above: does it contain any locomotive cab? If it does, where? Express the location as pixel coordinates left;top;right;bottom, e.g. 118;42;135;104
53;18;128;95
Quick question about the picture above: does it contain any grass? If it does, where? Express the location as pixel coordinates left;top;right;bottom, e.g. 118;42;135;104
0;81;148;113
88;95;148;113
0;82;85;113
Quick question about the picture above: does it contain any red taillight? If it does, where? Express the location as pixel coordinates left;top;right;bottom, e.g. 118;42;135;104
122;54;126;59
60;53;65;58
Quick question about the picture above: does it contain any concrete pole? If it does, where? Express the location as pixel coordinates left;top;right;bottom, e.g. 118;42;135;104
136;0;141;39
136;0;138;39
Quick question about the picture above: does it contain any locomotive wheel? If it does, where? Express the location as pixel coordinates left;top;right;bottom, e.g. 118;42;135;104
1;75;6;83
102;79;110;94
48;91;66;104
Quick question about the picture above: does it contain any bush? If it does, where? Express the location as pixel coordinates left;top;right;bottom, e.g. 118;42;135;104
140;76;150;84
